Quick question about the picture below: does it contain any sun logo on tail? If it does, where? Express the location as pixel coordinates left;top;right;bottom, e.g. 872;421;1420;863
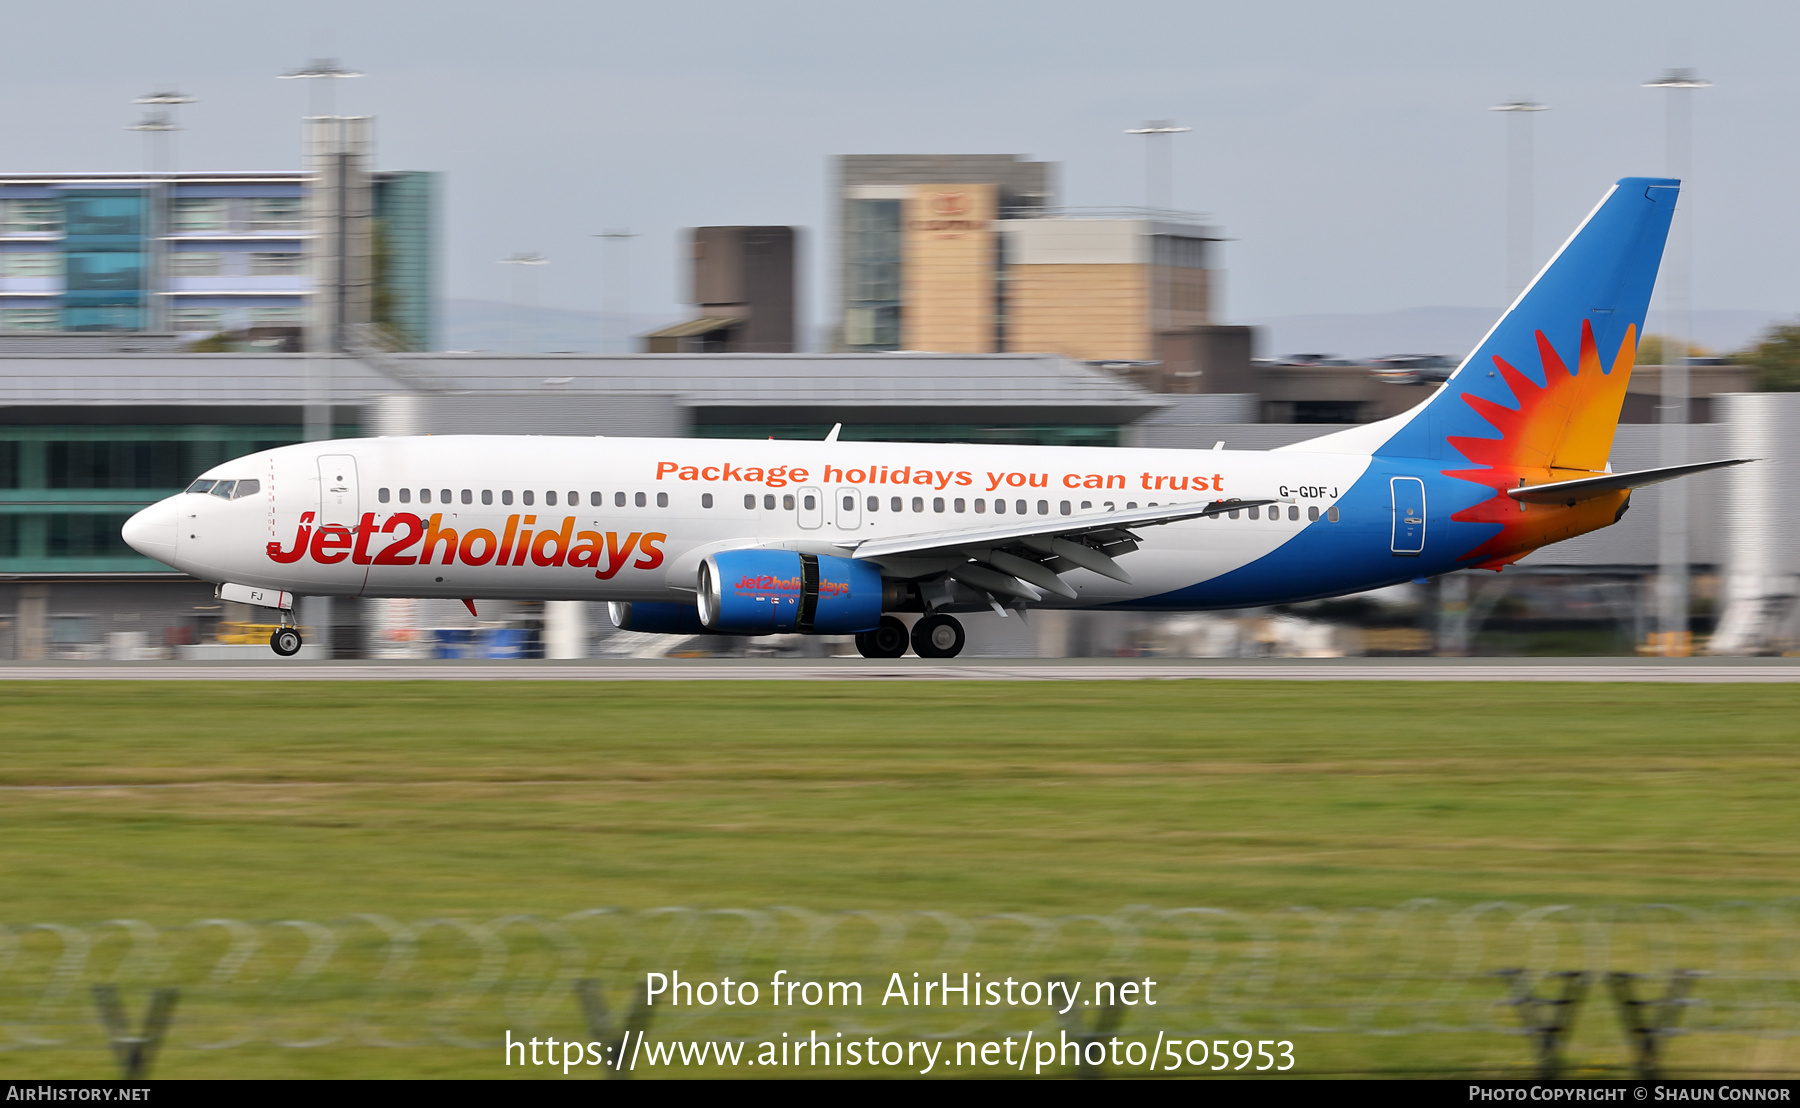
1442;320;1637;569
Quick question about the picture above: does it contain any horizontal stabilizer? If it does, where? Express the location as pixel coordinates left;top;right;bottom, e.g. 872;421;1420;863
1506;458;1754;504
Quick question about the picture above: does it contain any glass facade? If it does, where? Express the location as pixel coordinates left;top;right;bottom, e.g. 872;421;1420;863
0;423;352;572
844;199;902;350
372;171;438;350
61;190;146;332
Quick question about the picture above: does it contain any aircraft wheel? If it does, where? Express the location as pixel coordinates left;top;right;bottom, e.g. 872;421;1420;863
270;627;303;657
856;616;910;658
911;614;965;659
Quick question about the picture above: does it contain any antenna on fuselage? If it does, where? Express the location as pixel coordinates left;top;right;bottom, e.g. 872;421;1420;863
825;423;842;442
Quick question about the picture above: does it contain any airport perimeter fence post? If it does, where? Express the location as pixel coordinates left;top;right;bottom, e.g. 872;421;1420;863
1607;969;1702;1080
1495;969;1590;1079
574;977;652;1080
90;984;179;1079
1054;975;1129;1078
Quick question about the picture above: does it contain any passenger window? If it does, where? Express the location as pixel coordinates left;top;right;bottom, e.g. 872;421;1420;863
441;489;451;504
1016;500;1027;515
546;491;557;506
1229;508;1239;519
975;499;986;513
636;492;647;507
420;489;432;504
233;479;260;499
783;494;795;511
804;494;816;510
1080;501;1092;510
656;492;668;508
567;491;577;506
399;488;412;504
461;490;472;505
744;494;755;509
1037;500;1048;515
702;493;714;508
523;490;534;506
764;494;776;510
891;497;902;512
954;498;966;513
842;495;854;511
1248;505;1259;519
1308;505;1320;521
378;488;390;503
501;490;513;505
1127;502;1138;509
1327;506;1340;522
590;491;602;507
1288;505;1299;521
933;497;945;513
912;497;923;512
186;479;216;495
482;490;493;505
867;496;878;511
615;492;626;507
1059;500;1070;515
994;499;1006;515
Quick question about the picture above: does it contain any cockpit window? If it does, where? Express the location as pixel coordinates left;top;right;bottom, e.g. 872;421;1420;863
231;479;260;499
186;479;216;495
209;480;237;499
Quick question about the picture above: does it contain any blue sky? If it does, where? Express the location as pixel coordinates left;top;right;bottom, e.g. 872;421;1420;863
5;0;1794;340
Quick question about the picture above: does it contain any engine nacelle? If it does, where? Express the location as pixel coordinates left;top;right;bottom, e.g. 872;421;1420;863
697;550;883;634
608;601;710;635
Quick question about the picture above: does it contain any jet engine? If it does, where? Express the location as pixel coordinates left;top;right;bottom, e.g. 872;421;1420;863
697;550;882;634
608;601;710;635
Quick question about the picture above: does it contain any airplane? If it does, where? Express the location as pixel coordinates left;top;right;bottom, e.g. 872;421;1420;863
122;177;1748;659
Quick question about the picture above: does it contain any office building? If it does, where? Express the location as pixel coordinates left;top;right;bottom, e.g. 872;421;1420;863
0;123;436;350
644;226;797;352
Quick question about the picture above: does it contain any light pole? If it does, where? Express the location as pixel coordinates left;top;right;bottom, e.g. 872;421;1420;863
278;58;362;119
1124;121;1190;214
499;253;549;353
593;230;637;353
1643;68;1710;657
1490;99;1548;301
279;60;361;444
129;90;195;173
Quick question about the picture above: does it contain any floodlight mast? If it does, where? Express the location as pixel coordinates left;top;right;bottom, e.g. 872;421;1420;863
278;58;362;119
593;230;638;353
500;253;550;353
1125;120;1191;214
1641;68;1711;657
1490;99;1548;301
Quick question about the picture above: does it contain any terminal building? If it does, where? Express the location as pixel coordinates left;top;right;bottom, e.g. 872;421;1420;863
0;119;436;350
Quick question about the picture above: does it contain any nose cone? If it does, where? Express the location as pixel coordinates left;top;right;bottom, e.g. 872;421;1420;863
122;498;180;564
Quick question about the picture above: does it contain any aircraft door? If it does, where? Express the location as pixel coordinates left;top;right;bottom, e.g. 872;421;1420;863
1389;476;1425;556
797;486;823;529
834;486;861;530
313;454;368;592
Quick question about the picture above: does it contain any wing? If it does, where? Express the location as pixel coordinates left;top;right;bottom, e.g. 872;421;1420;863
845;497;1277;604
1506;458;1753;504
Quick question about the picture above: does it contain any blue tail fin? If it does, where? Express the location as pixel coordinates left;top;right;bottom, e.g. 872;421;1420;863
1296;178;1678;465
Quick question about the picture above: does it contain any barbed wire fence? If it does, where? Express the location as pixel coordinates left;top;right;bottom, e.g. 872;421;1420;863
4;902;1799;1078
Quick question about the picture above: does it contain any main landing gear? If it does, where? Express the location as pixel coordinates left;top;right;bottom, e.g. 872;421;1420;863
911;614;965;659
269;610;302;657
853;614;967;659
854;615;910;659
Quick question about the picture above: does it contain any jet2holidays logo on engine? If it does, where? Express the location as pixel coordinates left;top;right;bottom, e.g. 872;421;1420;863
267;512;666;579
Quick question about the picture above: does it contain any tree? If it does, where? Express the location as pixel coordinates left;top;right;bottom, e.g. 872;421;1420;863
1735;322;1800;391
1635;333;1704;366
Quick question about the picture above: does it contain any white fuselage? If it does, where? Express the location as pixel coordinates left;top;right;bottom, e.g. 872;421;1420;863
124;435;1395;610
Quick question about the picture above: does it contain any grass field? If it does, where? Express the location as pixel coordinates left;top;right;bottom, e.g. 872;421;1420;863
1;679;1796;1078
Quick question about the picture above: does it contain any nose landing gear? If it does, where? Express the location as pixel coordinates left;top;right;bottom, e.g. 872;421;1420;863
268;610;303;657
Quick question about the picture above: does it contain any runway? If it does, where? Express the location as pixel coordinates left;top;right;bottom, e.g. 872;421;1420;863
2;657;1799;682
